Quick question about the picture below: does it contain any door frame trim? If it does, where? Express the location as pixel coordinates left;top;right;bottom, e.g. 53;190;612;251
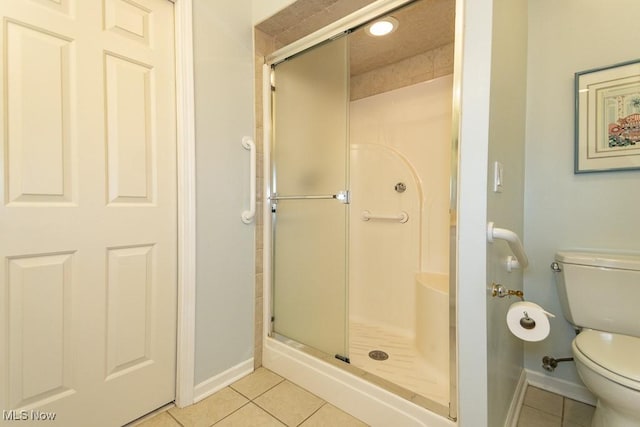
174;0;196;408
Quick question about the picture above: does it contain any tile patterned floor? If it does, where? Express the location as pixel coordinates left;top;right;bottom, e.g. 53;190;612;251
133;367;368;427
517;386;595;427
134;369;594;427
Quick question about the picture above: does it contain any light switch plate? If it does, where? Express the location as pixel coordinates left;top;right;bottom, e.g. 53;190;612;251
494;161;504;193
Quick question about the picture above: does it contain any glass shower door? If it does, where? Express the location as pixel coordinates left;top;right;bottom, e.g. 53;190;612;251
271;36;349;360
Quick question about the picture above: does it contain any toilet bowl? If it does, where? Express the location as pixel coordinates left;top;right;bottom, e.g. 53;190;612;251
553;251;640;427
572;329;640;427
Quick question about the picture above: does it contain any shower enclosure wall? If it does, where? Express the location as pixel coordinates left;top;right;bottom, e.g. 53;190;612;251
257;0;457;424
349;75;452;405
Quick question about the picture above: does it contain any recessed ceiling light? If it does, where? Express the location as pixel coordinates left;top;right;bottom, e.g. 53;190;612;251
366;17;399;37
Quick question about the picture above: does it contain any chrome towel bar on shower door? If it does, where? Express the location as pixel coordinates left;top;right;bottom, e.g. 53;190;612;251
270;190;350;204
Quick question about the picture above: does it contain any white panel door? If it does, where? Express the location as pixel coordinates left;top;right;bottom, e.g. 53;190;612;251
0;0;177;425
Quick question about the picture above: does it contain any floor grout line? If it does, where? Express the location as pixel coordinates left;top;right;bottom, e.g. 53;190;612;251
166;411;184;427
210;400;252;427
296;403;322;427
518;387;594;426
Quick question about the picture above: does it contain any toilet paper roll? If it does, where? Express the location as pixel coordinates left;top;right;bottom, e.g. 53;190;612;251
506;301;555;342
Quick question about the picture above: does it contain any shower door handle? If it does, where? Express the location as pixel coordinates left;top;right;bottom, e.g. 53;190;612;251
270;190;350;204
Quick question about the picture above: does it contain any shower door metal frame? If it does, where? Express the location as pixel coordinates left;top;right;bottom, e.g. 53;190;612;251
261;0;461;420
267;34;351;362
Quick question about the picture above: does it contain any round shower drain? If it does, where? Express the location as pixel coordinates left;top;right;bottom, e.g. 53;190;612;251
368;350;389;361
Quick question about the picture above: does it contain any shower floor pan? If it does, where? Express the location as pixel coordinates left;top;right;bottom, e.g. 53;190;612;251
349;320;449;406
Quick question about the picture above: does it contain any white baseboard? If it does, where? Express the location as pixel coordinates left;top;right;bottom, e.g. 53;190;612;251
193;358;254;403
525;369;596;406
503;368;596;427
505;369;528;427
262;338;455;427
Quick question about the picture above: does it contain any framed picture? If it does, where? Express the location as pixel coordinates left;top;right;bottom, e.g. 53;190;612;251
575;59;640;173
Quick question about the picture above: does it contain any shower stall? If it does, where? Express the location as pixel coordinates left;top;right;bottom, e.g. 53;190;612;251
261;0;458;423
348;75;452;406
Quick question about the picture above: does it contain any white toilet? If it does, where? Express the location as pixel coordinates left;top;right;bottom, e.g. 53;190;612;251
554;251;640;427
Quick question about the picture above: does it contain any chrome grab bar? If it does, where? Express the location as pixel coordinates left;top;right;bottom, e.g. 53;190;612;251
241;136;256;224
486;222;529;271
270;190;350;204
361;210;409;223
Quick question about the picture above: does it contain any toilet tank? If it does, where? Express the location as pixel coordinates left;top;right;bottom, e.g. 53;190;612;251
554;251;640;338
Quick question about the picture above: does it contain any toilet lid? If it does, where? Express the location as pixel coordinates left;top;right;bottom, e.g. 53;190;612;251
575;329;640;383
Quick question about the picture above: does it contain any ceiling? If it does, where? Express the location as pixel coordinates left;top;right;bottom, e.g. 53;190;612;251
349;0;455;75
257;0;456;76
256;0;377;49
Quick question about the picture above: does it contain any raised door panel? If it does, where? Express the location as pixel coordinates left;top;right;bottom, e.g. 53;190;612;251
4;20;73;205
105;245;154;379
28;0;73;16
104;0;151;45
104;53;154;204
7;253;75;409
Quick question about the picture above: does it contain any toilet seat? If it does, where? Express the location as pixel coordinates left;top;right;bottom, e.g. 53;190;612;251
573;329;640;391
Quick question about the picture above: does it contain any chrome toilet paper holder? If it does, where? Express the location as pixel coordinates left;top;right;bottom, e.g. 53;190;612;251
491;282;524;300
493;283;555;334
491;283;535;328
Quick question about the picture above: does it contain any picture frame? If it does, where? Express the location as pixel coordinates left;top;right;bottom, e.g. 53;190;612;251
575;59;640;173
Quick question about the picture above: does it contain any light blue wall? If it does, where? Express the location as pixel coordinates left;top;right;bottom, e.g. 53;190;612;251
458;0;528;424
192;0;256;385
486;0;528;425
524;0;640;390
